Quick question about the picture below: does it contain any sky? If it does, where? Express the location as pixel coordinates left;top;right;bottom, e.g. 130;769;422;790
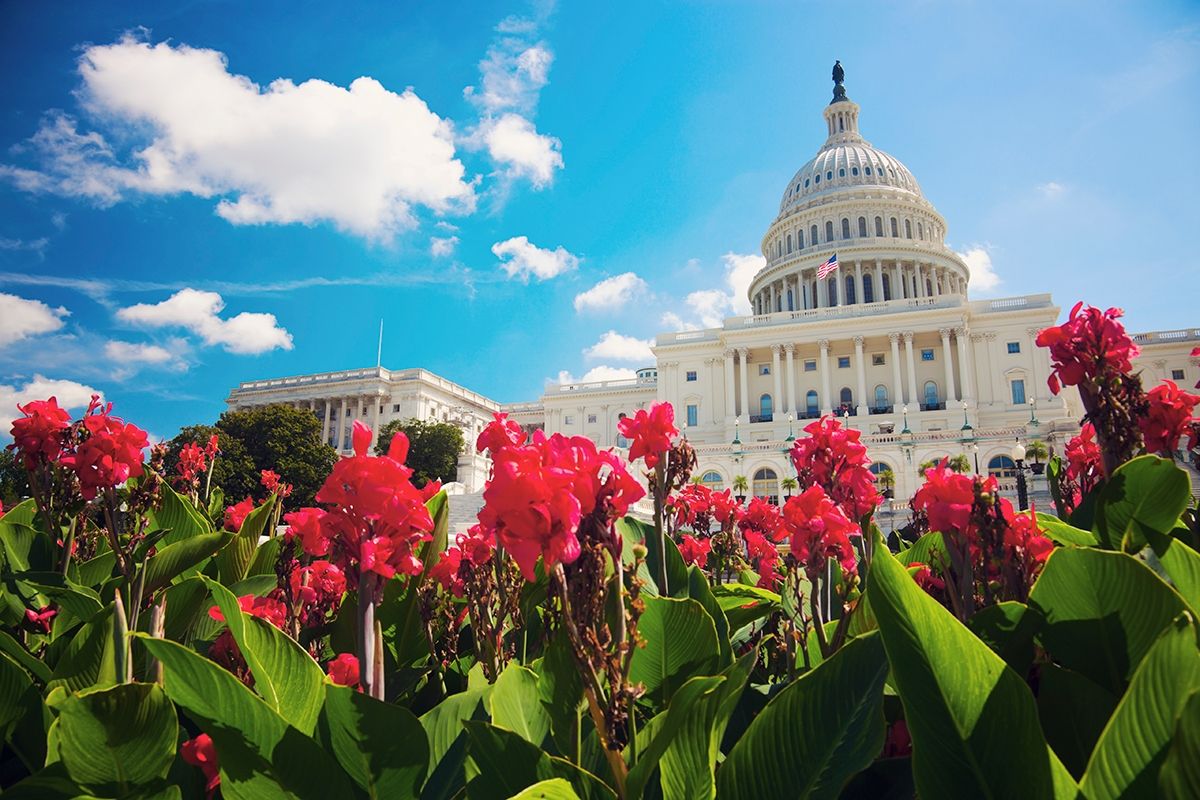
1;0;1197;442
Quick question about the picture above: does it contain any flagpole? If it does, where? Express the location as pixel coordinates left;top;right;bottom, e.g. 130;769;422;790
376;319;383;370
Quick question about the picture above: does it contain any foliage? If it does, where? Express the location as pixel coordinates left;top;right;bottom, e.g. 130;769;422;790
919;453;971;473
0;449;30;508
1026;439;1049;462
373;417;465;487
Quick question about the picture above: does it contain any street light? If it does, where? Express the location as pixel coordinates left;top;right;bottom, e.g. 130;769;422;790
1028;398;1040;427
960;401;973;433
901;405;911;435
1012;439;1029;511
786;412;795;442
900;405;914;466
732;417;741;446
970;442;980;474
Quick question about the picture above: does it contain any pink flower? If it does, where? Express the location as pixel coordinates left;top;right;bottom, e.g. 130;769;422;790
789;416;881;520
1003;508;1053;565
477;412;525;454
739;496;786;543
261;469;293;499
181;733;220;798
1036;302;1139;394
327;653;360;687
677;534;711;568
912;460;981;539
24;605;57;634
60;397;148;500
208;594;287;629
176;442;207;486
285;507;330;556
429;547;465;596
617;402;678;469
1140;380;1199;455
8;397;72;468
781;485;861;578
224;497;255;531
290;560;346;608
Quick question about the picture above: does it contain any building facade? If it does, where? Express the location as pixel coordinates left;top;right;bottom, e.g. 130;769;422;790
227;68;1200;505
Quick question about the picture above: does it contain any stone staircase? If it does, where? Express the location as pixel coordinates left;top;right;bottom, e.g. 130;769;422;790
447;491;486;537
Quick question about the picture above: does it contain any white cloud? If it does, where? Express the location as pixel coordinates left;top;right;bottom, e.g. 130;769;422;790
491;236;578;281
660;311;698;331
2;35;475;241
480;113;562;187
116;288;293;355
721;252;763;316
957;246;1002;294
668;252;765;328
104;340;177;366
583;330;654;363
0;292;68;347
0;375;100;439
430;236;459;257
554;365;637;385
573;272;648;313
0;237;49;256
685;289;733;329
1036;181;1066;198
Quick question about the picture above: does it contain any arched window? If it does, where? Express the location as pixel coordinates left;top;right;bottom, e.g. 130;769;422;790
825;221;834;242
865;166;873;176
826;171;833;181
987;456;1017;479
863;274;875;303
806;390;819;417
890;217;899;237
852;166;859;176
839;167;845;177
918;222;924;239
923;381;939;409
874;216;883;237
700;470;723;490
839;387;854;413
858;216;868;237
874;384;890;410
882;274;892;301
759;393;773;420
786;234;792;253
814;174;821;184
797;229;804;249
786;288;794;311
842;218;851;239
904;219;913;239
752;468;779;504
845;274;856;304
926;279;934;297
838;117;844;131
811;224;818;244
827;277;838;306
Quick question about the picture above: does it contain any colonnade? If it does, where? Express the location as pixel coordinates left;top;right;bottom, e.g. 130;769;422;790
750;259;965;316
282;396;385;451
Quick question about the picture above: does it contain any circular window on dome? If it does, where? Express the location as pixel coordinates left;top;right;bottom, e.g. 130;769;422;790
852;167;859;176
865;166;872;175
814;175;820;184
804;178;810;188
839;168;845;177
826;171;833;181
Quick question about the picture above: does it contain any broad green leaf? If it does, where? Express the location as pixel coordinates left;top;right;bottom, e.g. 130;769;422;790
321;682;428;799
687;566;732;667
624;675;725;800
0;628;51;682
462;721;615;800
1160;689;1200;799
161;577;209;645
246;536;282;577
1036;513;1099;547
0;651;33;733
1146;527;1200;615
420;687;488;795
136;635;353;800
75;551;117;588
1081;615;1200;799
618;516;688;597
47;606;116;694
711;584;780;631
1094;455;1190;551
716;634;887;800
509;778;581;799
55;683;176;795
536;632;584;757
492;663;550;746
1037;665;1119;779
0;498;38;526
1029;547;1186;694
629;596;719;702
149;483;213;546
966;601;1043;677
204;577;324;734
214;496;275;585
142;532;231;595
17;572;103;620
897;530;948;568
868;538;1077;799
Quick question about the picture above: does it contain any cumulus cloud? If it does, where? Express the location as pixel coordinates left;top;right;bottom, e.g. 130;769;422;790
0;375;100;439
666;252;765;329
721;252;763;316
116;288;293;355
1;35;475;241
104;340;180;366
660;311;698;331
573;272;648;313
491;236;578;281
554;365;637;385
1036;181;1066;199
0;292;68;347
685;289;734;329
583;330;654;363
480;113;562;188
430;236;459;257
957;246;1001;294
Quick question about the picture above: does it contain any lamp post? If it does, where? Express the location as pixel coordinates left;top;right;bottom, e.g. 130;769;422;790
1012;440;1029;511
786;412;795;442
732;417;741;446
971;443;980;474
1028;398;1040;427
901;404;911;436
960;401;972;434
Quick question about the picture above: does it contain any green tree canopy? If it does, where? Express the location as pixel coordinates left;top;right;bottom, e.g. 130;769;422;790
373;418;464;487
0;449;30;508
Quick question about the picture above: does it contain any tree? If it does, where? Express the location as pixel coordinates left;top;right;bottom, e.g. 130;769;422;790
1026;440;1049;464
875;467;896;496
781;476;798;497
919;455;971;474
373;418;464;488
0;449;30;508
162;425;257;503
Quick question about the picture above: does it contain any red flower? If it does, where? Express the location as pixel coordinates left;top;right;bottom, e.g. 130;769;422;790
285;507;329;556
290;560;346;608
677;534;711;567
1140;380;1199;455
261;469;293;499
669;484;742;533
789;416;881;520
429;547;465;596
327;653;360;687
909;562;945;594
9;397;72;468
458;523;495;565
912;460;980;538
60;397;149;500
742;528;779;565
739;496;786;543
477;412;525;454
181;733;220;798
223;497;255;532
1003;508;1053;565
617;402;678;469
176;442;207;486
208;594;287;629
204;434;220;459
1035;302;1139;395
1064;423;1103;495
25;605;57;634
781;485;861;578
883;720;912;758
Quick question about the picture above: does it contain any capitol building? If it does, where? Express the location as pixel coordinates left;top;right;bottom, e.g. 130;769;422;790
226;67;1199;509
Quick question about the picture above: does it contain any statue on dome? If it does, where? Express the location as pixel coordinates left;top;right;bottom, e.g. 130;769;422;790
832;60;844;84
831;60;848;103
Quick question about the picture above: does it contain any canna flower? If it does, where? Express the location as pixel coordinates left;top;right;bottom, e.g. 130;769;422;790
223;497;255;532
617;402;678;469
290;560;346;608
739;496;786;543
476;412;525;454
781;485;861;578
429;547;465;596
176;442;207;486
789;416;881;520
25;605;57;634
1140;380;1200;455
208;594;287;629
260;469;293;499
60;396;149;500
9;397;72;468
677;533;711;568
1036;302;1139;395
181;733;220;799
326;653;360;688
1064;423;1102;492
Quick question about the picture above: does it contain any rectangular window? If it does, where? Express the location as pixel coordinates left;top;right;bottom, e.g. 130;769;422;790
1172;369;1186;380
686;370;697;382
1011;379;1026;405
871;353;886;366
759;365;771;376
686;404;698;427
392;404;400;413
921;348;935;362
1007;341;1021;354
838;356;851;369
804;359;817;372
587;414;597;424
564;415;574;425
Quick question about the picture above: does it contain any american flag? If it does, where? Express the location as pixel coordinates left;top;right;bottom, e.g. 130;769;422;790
816;252;839;279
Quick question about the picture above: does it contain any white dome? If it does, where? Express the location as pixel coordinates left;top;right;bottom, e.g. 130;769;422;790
779;141;922;213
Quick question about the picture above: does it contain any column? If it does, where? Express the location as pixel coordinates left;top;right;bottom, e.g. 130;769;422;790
854;261;864;306
916;265;926;298
853;335;868;416
874;261;883;303
940;328;958;405
723;349;736;423
904;332;918;409
707;358;719;424
338;397;348;450
370;395;380;451
889;333;904;412
738;347;751;420
818;339;832;414
893;262;903;300
656;361;667;402
322;400;332;445
771;345;783;420
784;343;797;417
955;327;974;404
1026;327;1043;404
819;275;828;308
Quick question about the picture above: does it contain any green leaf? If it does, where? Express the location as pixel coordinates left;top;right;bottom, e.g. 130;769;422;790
1081;615;1200;799
55;683;176;795
897;530;948;568
321;682;428;799
142;532;231;595
149;483;213;546
1146;527;1200;615
711;584;780;631
247;536;282;577
716;634;887;800
17;572;103;620
686;566;732;668
966;601;1043;677
47;606;116;694
1029;547;1187;695
0;628;51;682
492;663;551;746
1094;455;1190;551
867;539;1077;799
136;635;353;800
75;551;117;588
462;721;615;800
419;687;488;796
508;778;581;799
1160;689;1200;799
204;577;324;734
536;633;584;757
624;675;724;799
0;651;33;733
629;596;719;703
618;516;688;597
1036;513;1099;547
214;496;275;585
1037;665;1120;779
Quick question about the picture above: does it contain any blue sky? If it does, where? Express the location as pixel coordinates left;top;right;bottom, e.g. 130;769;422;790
1;0;1197;442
